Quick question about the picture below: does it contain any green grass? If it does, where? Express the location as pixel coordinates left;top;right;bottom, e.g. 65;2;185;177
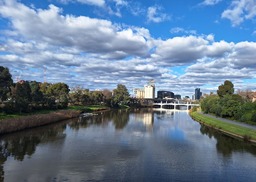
190;112;256;141
0;105;109;120
68;105;109;112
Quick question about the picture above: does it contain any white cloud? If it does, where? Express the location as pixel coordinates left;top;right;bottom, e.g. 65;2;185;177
147;6;170;23
59;0;105;7
170;27;197;35
1;0;256;95
222;0;256;26
200;0;222;6
0;1;152;59
152;36;209;65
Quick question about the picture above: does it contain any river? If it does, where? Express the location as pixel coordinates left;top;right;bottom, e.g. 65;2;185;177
0;109;256;181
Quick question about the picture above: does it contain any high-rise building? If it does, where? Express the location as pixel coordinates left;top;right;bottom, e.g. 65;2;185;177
157;91;174;99
195;88;202;100
144;85;155;99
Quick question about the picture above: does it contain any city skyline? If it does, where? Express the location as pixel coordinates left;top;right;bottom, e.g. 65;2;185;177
0;0;256;96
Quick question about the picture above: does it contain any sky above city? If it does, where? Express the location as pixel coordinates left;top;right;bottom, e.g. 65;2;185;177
0;0;256;97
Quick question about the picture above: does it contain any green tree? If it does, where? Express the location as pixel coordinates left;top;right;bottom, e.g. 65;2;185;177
29;81;44;109
11;81;32;113
90;91;104;105
217;80;234;97
220;94;243;118
112;84;130;107
46;83;70;108
0;66;13;102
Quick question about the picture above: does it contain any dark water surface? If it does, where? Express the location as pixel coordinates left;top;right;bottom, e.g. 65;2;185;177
0;109;256;182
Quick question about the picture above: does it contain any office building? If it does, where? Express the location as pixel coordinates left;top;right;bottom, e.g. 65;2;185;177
157;91;174;99
195;88;202;100
144;85;155;99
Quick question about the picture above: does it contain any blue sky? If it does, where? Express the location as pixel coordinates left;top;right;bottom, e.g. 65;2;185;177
0;0;256;97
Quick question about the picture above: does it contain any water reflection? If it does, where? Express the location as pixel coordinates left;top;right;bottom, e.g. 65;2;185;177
0;120;69;181
0;109;255;181
200;125;256;157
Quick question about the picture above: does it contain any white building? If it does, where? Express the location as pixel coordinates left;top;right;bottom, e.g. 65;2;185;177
134;88;145;99
144;85;155;99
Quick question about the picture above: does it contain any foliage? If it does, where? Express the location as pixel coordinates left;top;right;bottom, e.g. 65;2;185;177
201;80;256;124
112;84;130;107
217;80;234;97
11;81;32;113
0;66;135;115
0;66;13;102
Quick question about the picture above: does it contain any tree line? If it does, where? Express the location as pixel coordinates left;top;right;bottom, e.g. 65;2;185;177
0;66;132;114
200;80;256;123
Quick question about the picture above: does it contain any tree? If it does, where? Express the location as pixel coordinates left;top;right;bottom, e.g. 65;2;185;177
11;81;32;113
0;66;13;102
29;81;44;109
217;80;234;97
112;84;130;107
46;83;70;108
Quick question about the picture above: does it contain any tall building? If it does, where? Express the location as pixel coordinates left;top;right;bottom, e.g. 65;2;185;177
157;91;174;99
144;85;155;99
195;88;202;100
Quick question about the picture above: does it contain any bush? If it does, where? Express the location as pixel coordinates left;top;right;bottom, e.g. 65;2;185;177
240;112;253;123
251;112;256;123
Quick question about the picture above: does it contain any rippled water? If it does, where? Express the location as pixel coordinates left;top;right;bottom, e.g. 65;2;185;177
0;109;256;182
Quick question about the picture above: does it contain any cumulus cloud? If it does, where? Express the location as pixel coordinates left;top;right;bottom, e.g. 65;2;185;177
152;36;209;65
1;0;256;95
147;6;170;23
222;0;256;26
0;1;152;59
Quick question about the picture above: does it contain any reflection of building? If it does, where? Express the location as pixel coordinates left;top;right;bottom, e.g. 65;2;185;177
134;112;154;129
142;113;154;126
157;91;174;99
195;88;202;100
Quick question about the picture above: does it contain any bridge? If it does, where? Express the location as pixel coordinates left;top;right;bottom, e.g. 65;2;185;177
153;100;199;110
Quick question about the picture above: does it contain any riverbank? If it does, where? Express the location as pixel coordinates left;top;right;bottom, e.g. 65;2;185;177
0;110;81;135
190;111;256;144
0;105;111;135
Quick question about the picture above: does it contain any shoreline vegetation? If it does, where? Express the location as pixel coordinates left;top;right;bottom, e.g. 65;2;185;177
0;105;110;135
190;111;256;144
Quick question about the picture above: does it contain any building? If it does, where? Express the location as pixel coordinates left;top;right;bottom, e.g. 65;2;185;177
134;88;145;99
157;91;174;99
174;95;181;100
195;88;202;100
144;85;155;99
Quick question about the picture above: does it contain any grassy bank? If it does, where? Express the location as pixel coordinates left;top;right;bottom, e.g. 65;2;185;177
0;105;110;135
190;111;256;143
68;105;110;112
0;110;81;135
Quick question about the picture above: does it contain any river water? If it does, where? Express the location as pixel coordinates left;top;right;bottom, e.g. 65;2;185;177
0;109;256;182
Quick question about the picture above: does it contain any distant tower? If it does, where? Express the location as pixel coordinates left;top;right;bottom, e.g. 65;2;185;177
195;88;202;100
